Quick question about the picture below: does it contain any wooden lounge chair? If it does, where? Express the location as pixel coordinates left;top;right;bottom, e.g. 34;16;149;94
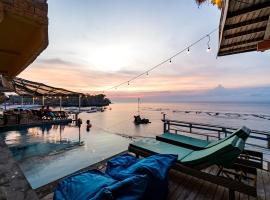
156;126;263;169
128;135;257;200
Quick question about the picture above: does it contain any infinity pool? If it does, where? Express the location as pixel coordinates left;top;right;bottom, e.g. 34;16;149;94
0;122;129;189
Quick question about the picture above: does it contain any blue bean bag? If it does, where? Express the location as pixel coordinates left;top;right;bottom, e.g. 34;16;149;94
91;174;148;200
54;169;148;200
106;154;177;200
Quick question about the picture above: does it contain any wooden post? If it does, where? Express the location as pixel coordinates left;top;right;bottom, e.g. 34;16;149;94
59;96;62;111
21;96;23;108
163;114;166;133
189;124;192;133
32;97;35;105
267;134;270;150
78;95;81;113
78;126;81;144
222;128;227;137
42;96;45;106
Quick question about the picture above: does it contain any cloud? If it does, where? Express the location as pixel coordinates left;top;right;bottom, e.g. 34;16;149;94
37;58;75;66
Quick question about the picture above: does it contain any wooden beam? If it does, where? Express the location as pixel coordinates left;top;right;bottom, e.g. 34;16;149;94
224;16;269;31
0;49;20;56
264;15;270;39
218;45;257;56
257;39;270;51
224;27;266;39
221;36;264;49
227;1;270;19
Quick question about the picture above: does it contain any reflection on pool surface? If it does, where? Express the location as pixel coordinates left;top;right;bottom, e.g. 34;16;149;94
0;122;129;189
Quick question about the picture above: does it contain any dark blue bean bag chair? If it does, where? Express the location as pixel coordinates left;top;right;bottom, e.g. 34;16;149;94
106;154;177;200
54;154;177;200
54;170;147;200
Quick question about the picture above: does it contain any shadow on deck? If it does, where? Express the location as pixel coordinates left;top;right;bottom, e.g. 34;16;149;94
167;166;269;200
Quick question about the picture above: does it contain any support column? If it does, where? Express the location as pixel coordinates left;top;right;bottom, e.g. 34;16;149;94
42;96;45;106
78;95;81;113
60;96;62;111
21;96;24;108
32;97;35;105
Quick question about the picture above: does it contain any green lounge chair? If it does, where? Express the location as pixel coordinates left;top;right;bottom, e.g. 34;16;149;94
128;135;257;199
156;126;250;150
156;126;263;169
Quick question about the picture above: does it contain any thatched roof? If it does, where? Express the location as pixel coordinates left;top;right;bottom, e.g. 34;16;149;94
12;77;82;97
218;0;270;56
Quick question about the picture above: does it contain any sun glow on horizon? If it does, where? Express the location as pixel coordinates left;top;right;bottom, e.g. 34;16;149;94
83;44;136;72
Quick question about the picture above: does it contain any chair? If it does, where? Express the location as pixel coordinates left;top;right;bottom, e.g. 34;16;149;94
156;126;263;169
128;135;257;199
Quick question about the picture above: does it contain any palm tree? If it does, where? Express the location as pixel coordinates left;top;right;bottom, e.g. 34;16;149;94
195;0;223;9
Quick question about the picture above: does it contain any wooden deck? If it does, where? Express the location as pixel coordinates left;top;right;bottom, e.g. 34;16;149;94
41;165;270;200
167;167;269;200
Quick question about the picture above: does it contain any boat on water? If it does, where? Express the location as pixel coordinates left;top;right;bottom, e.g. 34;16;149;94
134;98;151;125
86;107;98;113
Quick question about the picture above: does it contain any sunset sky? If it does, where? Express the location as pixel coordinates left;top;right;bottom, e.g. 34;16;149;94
19;0;270;99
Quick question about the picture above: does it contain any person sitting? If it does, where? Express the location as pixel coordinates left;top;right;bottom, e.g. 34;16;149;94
45;105;55;119
86;120;92;132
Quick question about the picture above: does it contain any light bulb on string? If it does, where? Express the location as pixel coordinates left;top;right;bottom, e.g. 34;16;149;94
187;47;190;55
206;34;211;53
128;81;130;85
146;71;149;76
169;59;172;64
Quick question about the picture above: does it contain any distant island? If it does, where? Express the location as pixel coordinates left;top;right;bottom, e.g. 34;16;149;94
5;94;111;107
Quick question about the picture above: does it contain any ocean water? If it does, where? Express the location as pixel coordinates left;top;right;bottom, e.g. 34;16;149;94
1;101;270;188
88;102;270;137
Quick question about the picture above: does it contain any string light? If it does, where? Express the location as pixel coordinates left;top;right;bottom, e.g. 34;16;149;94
187;47;190;55
207;34;211;52
104;27;218;92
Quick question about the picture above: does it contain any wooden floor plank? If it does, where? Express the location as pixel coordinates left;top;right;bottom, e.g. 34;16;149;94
261;170;270;200
256;169;266;200
176;176;200;200
194;166;217;200
213;185;225;200
167;171;190;200
185;177;204;200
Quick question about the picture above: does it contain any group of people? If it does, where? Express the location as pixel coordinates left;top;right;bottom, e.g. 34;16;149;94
40;105;54;119
38;106;68;120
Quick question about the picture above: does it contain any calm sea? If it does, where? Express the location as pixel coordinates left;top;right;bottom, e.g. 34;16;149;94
87;101;270;138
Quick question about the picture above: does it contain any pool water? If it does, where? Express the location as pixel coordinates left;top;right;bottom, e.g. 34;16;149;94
0;122;129;189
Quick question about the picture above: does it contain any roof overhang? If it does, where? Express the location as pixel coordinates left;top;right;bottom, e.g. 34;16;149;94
218;0;270;56
12;77;83;97
0;0;48;78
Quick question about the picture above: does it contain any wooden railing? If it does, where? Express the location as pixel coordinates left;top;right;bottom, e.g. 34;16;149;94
162;114;270;168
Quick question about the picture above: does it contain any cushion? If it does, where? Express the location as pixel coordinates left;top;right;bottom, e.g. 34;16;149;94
129;138;193;160
54;170;116;200
91;175;148;200
106;153;177;200
181;136;243;167
157;132;210;148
